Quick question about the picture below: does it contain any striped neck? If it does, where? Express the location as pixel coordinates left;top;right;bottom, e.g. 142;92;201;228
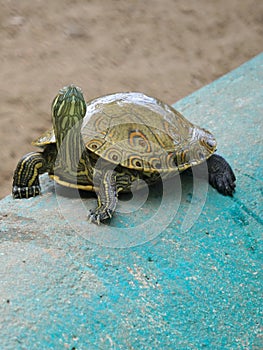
54;118;90;180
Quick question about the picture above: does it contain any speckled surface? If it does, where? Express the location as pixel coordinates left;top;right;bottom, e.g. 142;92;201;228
0;54;262;349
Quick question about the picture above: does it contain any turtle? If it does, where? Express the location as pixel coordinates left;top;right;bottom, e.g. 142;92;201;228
12;84;236;224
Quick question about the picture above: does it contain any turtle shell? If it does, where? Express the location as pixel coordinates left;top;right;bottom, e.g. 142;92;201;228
33;92;217;173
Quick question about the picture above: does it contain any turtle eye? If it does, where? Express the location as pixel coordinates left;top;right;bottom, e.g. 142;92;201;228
200;136;216;151
206;138;216;149
59;86;68;95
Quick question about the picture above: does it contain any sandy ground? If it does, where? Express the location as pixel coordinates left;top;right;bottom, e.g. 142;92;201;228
0;0;262;199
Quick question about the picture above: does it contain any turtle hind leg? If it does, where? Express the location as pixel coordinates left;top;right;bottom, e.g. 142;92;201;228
88;169;118;224
12;151;48;199
207;154;236;196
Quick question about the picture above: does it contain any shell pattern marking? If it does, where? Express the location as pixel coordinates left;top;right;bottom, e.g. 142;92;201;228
81;92;210;174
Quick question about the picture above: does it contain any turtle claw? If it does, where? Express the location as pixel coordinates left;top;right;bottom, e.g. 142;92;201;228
211;172;236;196
12;185;41;199
87;208;113;225
106;209;113;219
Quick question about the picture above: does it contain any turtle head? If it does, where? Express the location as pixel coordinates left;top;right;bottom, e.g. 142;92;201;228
52;85;87;141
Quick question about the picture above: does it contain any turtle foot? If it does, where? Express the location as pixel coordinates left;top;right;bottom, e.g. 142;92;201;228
87;207;113;225
12;185;41;199
207;154;236;196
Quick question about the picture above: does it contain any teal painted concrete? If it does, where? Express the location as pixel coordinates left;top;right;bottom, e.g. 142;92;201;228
0;53;262;349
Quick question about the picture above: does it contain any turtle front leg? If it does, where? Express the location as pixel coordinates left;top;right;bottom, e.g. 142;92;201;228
207;154;236;196
88;169;118;224
12;152;48;199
